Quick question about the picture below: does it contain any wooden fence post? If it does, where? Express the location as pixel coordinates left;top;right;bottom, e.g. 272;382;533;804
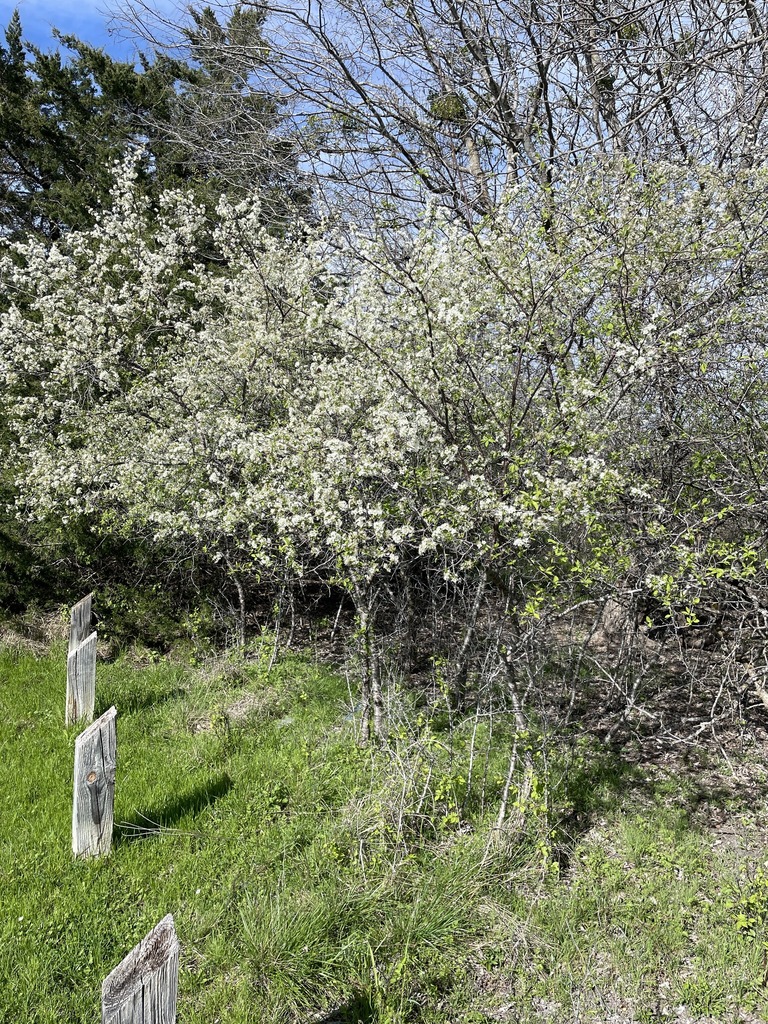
69;593;93;654
72;706;116;858
101;915;180;1024
66;632;97;727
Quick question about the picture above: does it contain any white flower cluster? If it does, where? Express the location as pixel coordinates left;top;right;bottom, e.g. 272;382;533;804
2;159;767;602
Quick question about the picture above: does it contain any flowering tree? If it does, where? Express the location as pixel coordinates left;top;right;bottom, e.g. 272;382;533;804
3;158;768;738
258;0;768;222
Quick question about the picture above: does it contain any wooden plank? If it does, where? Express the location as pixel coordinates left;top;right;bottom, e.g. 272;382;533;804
101;915;180;1024
72;706;116;859
69;593;93;654
66;632;97;727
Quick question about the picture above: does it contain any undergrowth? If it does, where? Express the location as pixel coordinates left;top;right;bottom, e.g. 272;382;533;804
0;643;767;1022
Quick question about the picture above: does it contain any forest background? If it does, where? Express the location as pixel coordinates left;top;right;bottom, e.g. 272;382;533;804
4;1;768;1020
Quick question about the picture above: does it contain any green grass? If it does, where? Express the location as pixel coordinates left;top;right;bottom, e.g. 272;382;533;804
1;644;767;1022
0;646;501;1022
507;808;766;1021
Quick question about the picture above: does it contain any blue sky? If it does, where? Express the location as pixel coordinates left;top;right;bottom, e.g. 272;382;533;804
6;0;160;59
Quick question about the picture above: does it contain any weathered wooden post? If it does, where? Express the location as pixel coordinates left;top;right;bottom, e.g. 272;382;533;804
66;631;98;726
69;593;93;654
101;915;180;1024
72;706;116;858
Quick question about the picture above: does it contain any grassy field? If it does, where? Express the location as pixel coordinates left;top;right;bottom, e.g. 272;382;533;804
1;640;768;1022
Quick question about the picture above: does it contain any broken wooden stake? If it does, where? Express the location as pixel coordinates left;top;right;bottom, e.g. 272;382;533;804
69;593;93;654
101;914;180;1024
72;706;116;858
66;631;97;726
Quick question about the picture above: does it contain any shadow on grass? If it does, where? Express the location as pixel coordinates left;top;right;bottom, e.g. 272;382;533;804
551;740;678;870
550;728;768;873
312;992;376;1024
114;773;233;844
96;685;187;718
563;742;648;815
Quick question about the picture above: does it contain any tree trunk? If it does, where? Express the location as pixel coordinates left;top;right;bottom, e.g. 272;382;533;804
356;601;373;744
484;643;535;861
450;568;487;709
353;583;385;743
225;557;246;649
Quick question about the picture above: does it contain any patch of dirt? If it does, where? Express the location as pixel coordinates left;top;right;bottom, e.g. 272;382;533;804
224;691;264;722
187;673;291;734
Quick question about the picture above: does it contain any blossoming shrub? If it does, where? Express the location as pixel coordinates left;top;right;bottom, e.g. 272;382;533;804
2;159;767;736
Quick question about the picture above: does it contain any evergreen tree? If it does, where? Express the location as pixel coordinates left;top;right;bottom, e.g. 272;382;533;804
0;12;164;238
154;4;310;229
0;7;308;241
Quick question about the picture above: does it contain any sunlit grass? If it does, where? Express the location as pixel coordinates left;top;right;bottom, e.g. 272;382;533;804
1;644;767;1022
0;647;497;1022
